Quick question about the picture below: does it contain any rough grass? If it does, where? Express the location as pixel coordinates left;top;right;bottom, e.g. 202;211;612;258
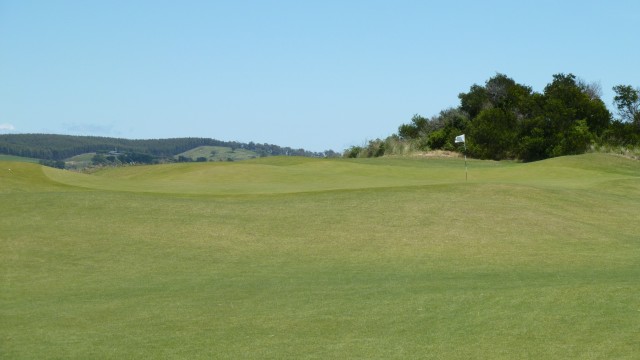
64;152;97;170
176;146;259;162
1;154;639;359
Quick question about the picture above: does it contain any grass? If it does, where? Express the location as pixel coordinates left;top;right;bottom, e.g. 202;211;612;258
64;153;97;170
590;143;640;160
176;146;259;162
1;154;639;359
0;154;40;163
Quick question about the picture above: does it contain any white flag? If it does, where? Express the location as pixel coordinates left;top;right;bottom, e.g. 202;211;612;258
455;134;465;143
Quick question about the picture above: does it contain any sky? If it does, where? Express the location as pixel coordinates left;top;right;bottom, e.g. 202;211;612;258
1;0;639;152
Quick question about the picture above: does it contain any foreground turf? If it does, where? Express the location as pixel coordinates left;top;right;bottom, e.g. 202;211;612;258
1;154;639;359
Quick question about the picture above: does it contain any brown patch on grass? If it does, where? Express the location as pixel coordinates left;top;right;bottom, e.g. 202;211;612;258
386;150;463;158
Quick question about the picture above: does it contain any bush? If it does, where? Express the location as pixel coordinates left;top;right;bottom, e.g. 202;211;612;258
39;159;66;169
344;146;363;158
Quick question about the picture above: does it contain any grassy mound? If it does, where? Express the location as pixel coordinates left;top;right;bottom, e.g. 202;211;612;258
1;154;639;358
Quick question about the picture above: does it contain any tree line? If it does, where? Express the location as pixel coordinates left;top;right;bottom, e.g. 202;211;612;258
0;134;338;163
347;73;640;161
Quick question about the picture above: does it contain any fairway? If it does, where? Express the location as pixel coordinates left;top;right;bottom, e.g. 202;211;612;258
1;154;639;359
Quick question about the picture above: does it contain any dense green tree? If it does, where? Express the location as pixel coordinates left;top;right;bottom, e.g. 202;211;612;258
602;120;640;146
544;74;610;134
344;146;362;158
426;129;450;150
564;120;593;155
396;108;469;152
459;74;534;159
459;84;489;119
398;114;429;139
425;109;469;151
516;115;548;162
468;108;518;160
438;108;469;130
459;73;534;119
539;74;610;156
370;72;623;161
612;85;640;127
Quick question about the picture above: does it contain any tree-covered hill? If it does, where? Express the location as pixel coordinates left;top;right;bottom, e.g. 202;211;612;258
0;134;337;162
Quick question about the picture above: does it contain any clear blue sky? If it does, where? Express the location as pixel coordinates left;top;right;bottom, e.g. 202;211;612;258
1;1;639;152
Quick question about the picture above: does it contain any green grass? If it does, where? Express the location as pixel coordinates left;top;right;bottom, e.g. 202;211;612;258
64;152;97;170
66;153;96;162
0;154;40;163
1;154;639;359
176;145;259;162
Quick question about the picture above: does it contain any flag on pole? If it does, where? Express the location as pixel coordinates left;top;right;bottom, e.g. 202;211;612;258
455;134;468;181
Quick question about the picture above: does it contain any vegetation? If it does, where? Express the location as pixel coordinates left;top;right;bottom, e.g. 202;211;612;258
0;134;338;165
1;154;639;358
38;159;66;169
612;84;640;126
176;146;261;162
349;73;640;161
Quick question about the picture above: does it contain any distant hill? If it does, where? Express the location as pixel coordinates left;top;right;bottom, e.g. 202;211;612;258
0;134;337;162
176;146;260;162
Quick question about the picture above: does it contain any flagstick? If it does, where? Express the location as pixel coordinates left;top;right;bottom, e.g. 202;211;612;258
464;142;467;182
455;134;467;182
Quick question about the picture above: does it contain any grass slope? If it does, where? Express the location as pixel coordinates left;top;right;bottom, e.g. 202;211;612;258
64;153;97;170
0;154;40;164
1;154;639;359
176;146;259;162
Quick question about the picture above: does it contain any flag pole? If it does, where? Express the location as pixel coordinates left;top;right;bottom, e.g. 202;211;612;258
464;141;467;182
455;134;467;182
